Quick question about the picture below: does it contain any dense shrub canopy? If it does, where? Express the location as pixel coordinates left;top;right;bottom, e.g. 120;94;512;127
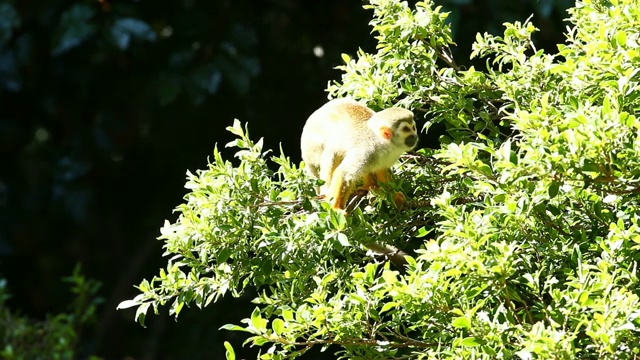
121;0;640;358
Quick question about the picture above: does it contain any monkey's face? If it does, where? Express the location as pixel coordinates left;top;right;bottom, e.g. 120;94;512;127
394;120;418;150
372;108;418;151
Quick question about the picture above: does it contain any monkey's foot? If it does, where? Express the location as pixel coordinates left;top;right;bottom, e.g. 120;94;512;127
392;192;406;208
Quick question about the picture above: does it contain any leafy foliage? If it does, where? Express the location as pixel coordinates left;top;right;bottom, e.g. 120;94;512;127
121;0;640;358
0;265;102;360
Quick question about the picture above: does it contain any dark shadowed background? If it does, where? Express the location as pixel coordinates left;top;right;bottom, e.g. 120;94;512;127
0;0;571;358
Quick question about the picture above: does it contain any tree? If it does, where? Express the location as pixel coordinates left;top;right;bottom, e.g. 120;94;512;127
119;0;640;358
0;266;101;360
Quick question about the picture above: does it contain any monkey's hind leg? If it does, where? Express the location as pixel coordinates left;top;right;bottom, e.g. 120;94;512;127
358;170;389;191
358;172;378;191
318;152;342;198
327;167;354;210
355;169;388;193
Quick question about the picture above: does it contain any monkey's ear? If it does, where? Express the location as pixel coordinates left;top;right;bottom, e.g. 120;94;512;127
379;126;393;140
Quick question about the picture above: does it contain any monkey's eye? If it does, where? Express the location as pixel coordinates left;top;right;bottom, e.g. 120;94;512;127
402;126;411;132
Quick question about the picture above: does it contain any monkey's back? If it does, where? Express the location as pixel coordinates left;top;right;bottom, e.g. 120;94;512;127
300;98;375;177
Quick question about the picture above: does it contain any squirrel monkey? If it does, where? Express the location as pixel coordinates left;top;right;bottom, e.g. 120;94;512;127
301;98;418;210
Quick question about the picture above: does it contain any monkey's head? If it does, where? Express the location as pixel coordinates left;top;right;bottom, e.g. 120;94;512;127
370;108;418;151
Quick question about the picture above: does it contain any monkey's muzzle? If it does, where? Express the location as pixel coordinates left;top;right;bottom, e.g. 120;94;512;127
405;134;418;148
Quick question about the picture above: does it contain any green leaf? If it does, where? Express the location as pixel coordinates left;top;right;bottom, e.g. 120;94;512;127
272;318;285;335
282;309;294;322
460;337;481;347
135;302;150;326
451;316;471;329
329;209;347;230
192;64;222;95
548;181;560;198
224;341;236;360
476;162;492;177
226;119;245;137
220;323;255;333
249;336;269;346
380;302;397;314
171;300;185;316
116;299;140;310
415;226;431;238
111;17;157;50
336;232;351;247
52;4;97;56
251;307;266;332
